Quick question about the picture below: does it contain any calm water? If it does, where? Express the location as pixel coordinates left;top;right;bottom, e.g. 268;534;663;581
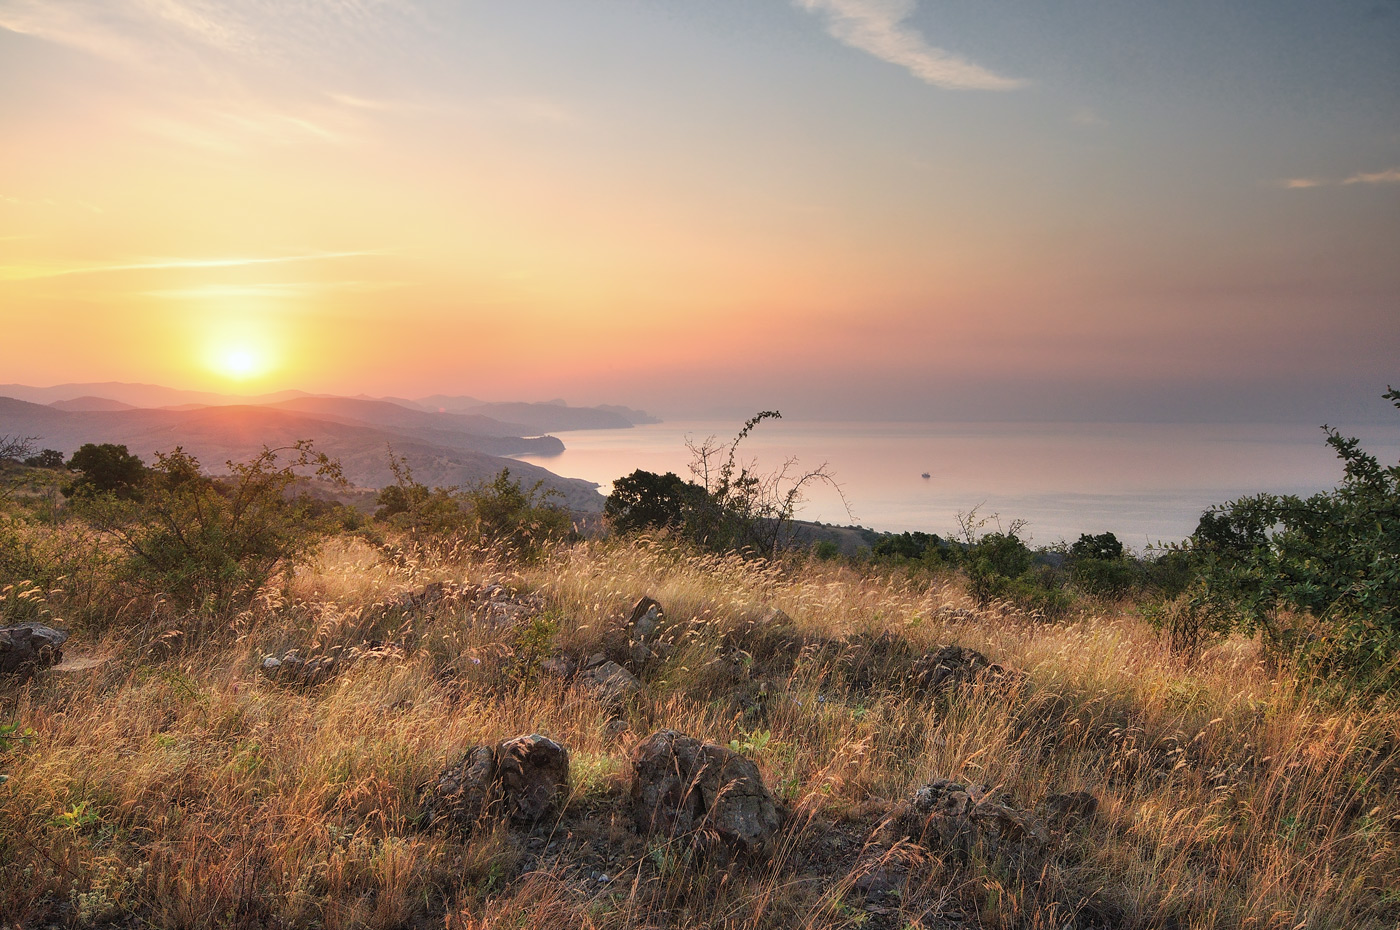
517;420;1399;549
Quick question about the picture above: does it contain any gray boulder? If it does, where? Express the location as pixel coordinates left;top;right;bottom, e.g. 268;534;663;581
581;655;643;705
0;623;69;676
422;734;570;831
893;777;1047;858
631;729;780;855
495;734;571;823
422;744;499;831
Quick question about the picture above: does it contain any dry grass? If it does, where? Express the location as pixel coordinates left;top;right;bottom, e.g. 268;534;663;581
2;533;1398;929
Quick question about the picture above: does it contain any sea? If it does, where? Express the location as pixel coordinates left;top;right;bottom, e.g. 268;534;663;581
516;419;1400;551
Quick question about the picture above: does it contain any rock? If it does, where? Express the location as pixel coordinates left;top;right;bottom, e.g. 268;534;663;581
422;735;569;832
540;653;578;679
422;745;499;830
389;580;462;612
631;729;780;855
0;623;69;676
760;607;792;626
626;596;665;665
934;606;978;624
895;777;1046;858
260;649;339;688
474;584;545;629
1044;790;1099;824
628;596;663;635
495;734;570;823
581;659;642;705
906;645;1006;696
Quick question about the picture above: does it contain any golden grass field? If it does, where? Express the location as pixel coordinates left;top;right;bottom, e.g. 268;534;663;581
3;532;1399;929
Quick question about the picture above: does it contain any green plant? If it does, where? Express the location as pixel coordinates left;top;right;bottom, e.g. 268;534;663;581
64;443;147;499
82;442;344;613
508;612;559;679
684;411;846;556
461;468;572;557
374;448;471;538
1188;387;1400;692
605;469;707;535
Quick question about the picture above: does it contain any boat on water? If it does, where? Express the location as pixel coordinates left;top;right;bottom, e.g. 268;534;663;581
921;472;931;479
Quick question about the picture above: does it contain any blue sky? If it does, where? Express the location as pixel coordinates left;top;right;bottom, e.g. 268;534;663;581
1;0;1396;422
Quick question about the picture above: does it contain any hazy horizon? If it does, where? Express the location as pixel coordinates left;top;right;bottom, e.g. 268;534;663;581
2;2;1397;426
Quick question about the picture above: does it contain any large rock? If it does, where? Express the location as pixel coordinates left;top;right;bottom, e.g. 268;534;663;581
0;623;69;676
631;729;780;855
423;734;570;831
422;745;500;830
581;655;643;705
892;777;1047;858
626;596;666;665
260;649;340;688
906;645;1008;696
495;734;571;823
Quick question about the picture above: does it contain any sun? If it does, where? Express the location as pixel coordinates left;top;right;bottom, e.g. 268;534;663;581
209;343;272;382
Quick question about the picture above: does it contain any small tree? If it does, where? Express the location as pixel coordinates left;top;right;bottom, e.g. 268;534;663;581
684;411;846;556
1189;387;1400;693
0;435;37;462
460;468;572;558
1068;531;1139;598
86;442;344;613
65;443;147;499
604;470;707;534
374;449;470;538
23;450;65;469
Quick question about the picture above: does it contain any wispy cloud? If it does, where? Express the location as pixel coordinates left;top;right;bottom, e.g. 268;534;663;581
0;0;411;67
141;280;403;299
1277;167;1400;189
0;250;381;282
1344;167;1400;185
1072;106;1105;126
795;0;1024;91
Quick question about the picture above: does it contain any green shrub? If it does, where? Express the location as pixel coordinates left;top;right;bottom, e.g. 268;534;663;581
64;443;147;499
461;468;572;558
605;469;706;534
374;451;471;538
80;442;344;613
1189;387;1400;693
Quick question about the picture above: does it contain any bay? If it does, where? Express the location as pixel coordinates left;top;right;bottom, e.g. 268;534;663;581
516;419;1399;550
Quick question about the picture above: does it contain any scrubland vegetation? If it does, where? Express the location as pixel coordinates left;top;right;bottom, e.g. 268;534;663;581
1;398;1397;929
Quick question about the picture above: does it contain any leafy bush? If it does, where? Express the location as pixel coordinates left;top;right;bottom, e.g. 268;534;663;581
460;468;572;558
1189;388;1400;692
374;451;471;538
65;443;147;499
871;531;947;562
604;413;843;557
81;442;344;613
604;470;707;534
1068;532;1139;598
23;450;64;469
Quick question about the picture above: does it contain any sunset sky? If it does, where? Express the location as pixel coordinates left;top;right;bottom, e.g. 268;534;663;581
2;1;1397;422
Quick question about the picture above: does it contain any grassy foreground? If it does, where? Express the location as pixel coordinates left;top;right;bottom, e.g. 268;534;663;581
3;534;1399;929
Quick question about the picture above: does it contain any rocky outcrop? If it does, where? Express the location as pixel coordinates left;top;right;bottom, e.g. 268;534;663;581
630;729;780;855
626;596;667;666
422;734;570;831
581;655;643;705
259;641;403;689
889;778;1048;859
384;580;545;629
422;745;499;831
495;734;571;823
906;645;1009;696
261;649;341;688
0;623;69;676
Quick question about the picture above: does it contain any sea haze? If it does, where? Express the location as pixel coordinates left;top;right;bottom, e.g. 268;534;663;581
517;419;1400;549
